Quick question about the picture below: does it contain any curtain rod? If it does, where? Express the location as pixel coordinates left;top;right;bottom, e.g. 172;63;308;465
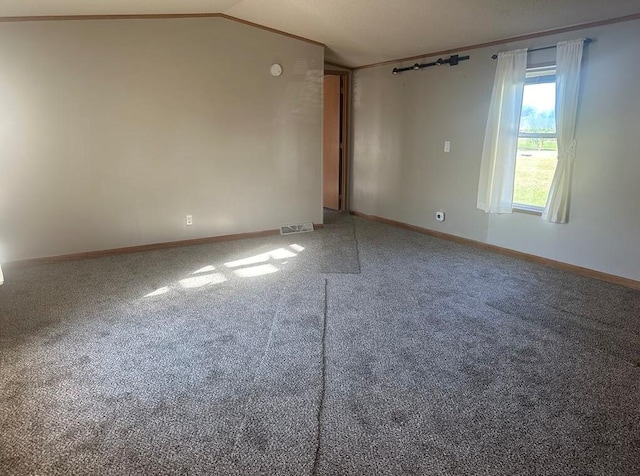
392;54;470;74
491;37;592;59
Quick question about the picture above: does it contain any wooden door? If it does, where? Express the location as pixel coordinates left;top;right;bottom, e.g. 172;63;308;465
323;74;341;210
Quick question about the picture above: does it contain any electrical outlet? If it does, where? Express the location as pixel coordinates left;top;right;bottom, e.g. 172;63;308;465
436;211;445;222
186;215;193;226
444;141;451;153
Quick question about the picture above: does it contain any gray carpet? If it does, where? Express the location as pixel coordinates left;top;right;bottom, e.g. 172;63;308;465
1;212;639;475
319;210;361;274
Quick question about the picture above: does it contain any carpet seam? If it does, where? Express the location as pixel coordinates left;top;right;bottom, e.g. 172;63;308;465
485;300;640;369
322;213;362;275
320;213;362;275
350;213;362;275
311;278;328;475
229;283;286;461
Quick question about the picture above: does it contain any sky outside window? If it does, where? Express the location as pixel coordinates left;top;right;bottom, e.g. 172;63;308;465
520;82;556;133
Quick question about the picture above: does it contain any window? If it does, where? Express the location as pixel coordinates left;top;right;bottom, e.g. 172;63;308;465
513;65;557;212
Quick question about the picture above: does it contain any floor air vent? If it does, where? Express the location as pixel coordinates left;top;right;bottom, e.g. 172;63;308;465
280;223;314;235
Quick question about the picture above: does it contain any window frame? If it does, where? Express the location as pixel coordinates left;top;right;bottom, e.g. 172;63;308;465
512;64;557;214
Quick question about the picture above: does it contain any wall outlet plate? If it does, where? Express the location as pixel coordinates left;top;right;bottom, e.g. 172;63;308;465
436;211;445;222
186;215;193;226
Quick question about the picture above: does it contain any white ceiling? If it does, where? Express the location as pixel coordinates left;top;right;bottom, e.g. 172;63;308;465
2;1;639;67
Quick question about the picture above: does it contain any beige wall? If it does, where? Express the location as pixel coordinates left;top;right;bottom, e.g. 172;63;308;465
351;19;640;281
0;18;323;261
324;62;352;73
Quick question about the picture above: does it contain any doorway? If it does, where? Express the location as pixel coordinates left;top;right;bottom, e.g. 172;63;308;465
323;71;349;211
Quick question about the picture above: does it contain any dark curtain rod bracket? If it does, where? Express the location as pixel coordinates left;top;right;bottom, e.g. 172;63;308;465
490;38;593;59
392;54;470;74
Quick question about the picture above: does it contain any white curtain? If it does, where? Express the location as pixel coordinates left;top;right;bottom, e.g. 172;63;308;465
477;49;528;213
543;39;584;223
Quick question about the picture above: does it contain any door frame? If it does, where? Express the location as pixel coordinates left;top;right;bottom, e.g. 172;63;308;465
324;70;351;211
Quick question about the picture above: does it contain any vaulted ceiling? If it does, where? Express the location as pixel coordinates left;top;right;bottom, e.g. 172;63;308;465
2;1;639;67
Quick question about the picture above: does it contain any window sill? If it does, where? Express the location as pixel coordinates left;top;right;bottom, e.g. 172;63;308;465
513;204;543;216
